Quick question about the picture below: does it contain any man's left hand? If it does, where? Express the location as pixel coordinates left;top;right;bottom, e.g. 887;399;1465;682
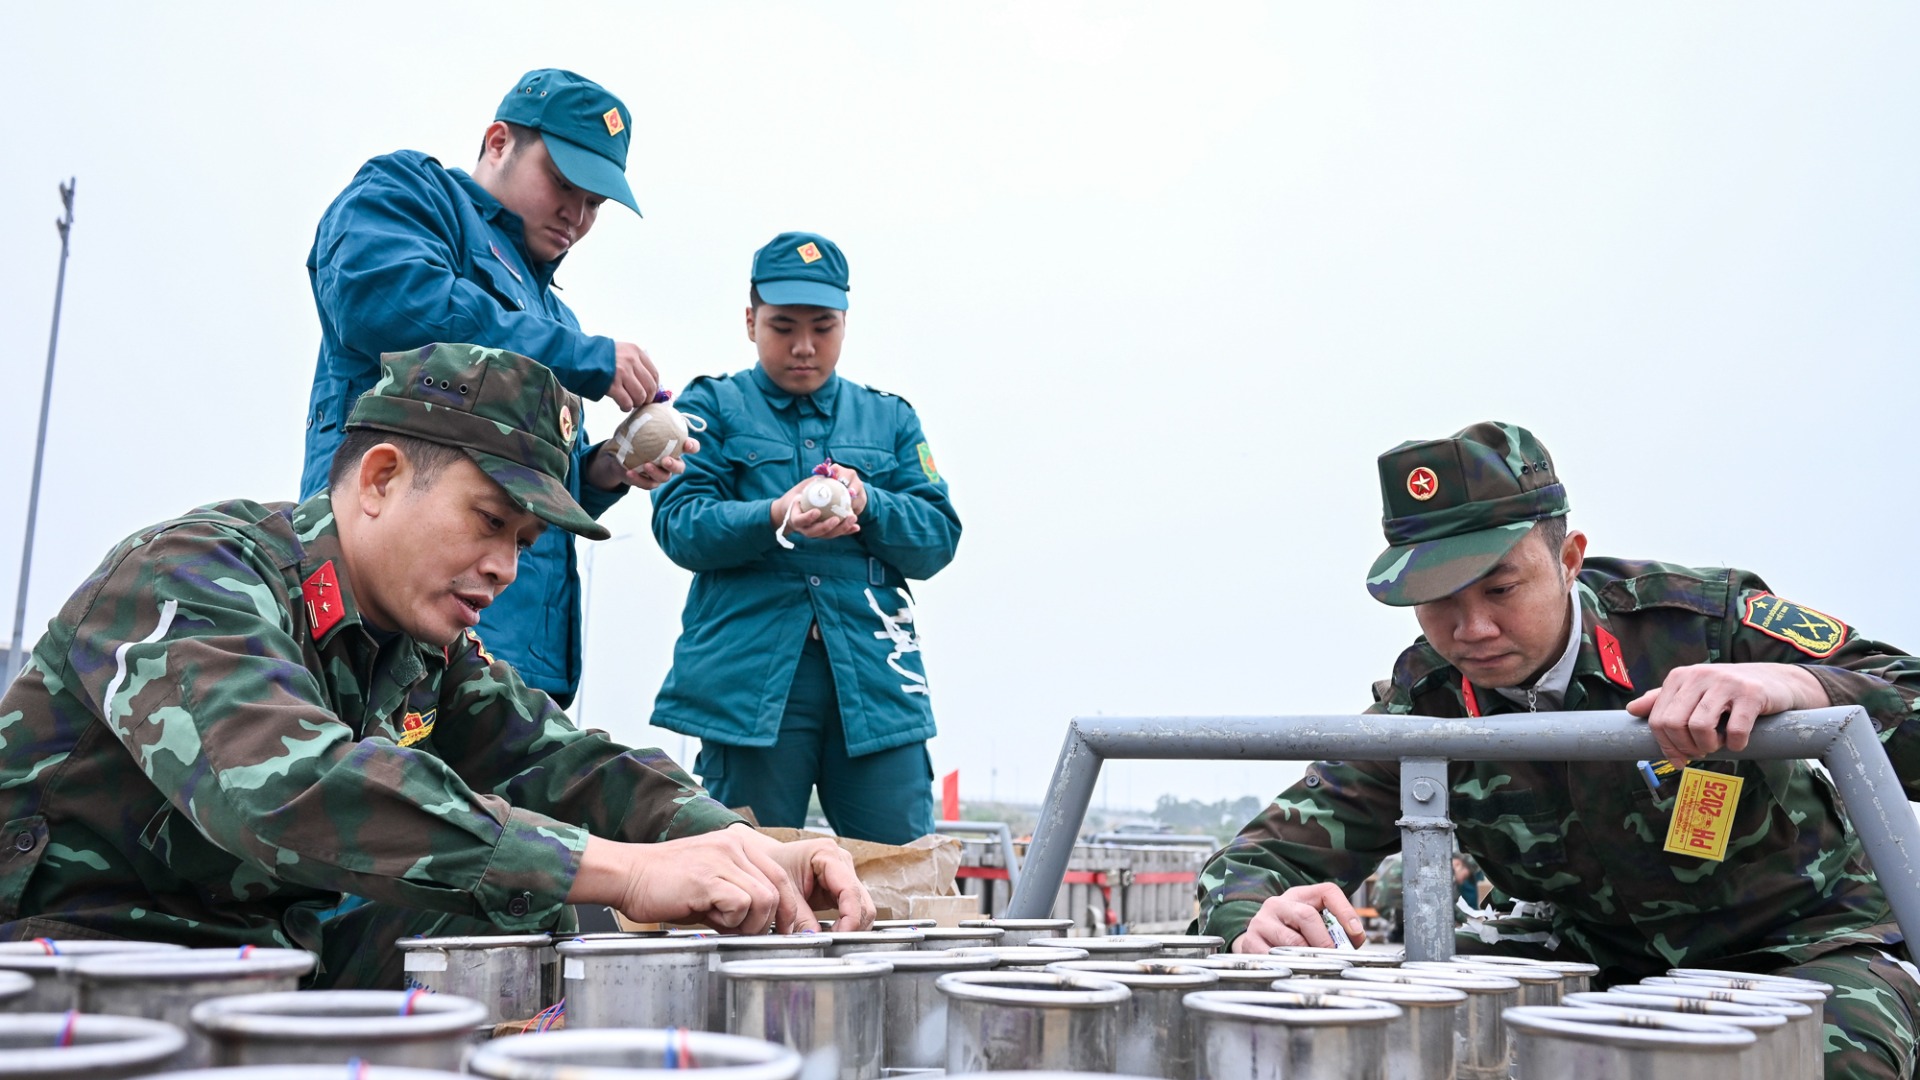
1626;662;1831;767
587;438;701;492
832;466;868;515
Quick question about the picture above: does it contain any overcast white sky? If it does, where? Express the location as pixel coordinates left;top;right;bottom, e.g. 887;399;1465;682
1;4;1915;814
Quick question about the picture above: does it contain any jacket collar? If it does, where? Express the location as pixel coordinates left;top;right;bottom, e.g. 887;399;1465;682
449;168;567;290
750;365;840;417
289;494;431;718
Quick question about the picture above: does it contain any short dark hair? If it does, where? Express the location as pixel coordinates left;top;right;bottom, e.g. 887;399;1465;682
1534;514;1569;557
327;429;466;493
478;121;541;165
749;283;764;310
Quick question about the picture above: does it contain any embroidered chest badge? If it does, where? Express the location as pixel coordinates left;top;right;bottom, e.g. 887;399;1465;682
1741;592;1848;659
397;708;437;748
302;560;344;638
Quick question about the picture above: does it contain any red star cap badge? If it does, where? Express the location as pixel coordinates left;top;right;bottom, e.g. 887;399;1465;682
1407;466;1440;502
302;560;345;639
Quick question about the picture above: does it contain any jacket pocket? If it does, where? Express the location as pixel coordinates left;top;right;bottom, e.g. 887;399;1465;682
0;815;47;921
722;436;798;499
470;250;527;312
824;443;892;478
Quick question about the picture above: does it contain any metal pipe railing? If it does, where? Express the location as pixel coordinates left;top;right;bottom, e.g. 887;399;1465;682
1004;707;1920;963
936;819;1022;892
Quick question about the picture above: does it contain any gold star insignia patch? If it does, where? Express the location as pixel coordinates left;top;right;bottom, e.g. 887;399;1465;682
603;108;625;137
1741;592;1848;659
797;242;823;264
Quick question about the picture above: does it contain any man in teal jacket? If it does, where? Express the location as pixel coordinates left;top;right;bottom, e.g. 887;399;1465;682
650;233;961;844
301;68;678;704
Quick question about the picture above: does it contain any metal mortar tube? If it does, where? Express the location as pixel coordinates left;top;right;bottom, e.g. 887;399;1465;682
1405;959;1562;1006
934;970;1130;1074
71;947;316;1071
188;988;486;1070
701;934;831;1033
1268;946;1403;969
1046;961;1220;1079
393;933;552;1027
723;956;892;1080
957;919;1074;948
466;1027;803;1080
0;939;185;1011
0;969;30;1009
1273;978;1463;1080
1131;934;1225;959
1183;989;1400;1080
873;920;939;930
1449;953;1599;995
947;945;1089;972
1616;981;1821;1080
1504;1004;1754;1080
875;948;999;1069
1247;954;1349;979
1660;967;1836;998
0;1011;187;1079
1027;935;1165;963
823;930;926;957
554;936;718;1031
158;1068;465;1079
1566;990;1797;1080
1181;956;1298;989
913;927;1006;950
1340;965;1521;1080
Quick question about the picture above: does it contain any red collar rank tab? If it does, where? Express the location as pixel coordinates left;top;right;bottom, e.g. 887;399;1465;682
302;560;345;639
1594;624;1633;689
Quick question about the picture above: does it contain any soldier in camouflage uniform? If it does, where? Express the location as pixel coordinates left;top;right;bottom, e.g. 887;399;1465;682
1198;421;1920;1078
0;343;872;988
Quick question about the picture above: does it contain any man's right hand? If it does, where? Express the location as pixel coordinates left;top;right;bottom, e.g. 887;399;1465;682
570;829;826;934
606;342;661;411
1231;883;1367;953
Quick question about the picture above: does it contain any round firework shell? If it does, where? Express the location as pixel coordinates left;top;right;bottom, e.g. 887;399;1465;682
802;476;854;518
609;402;706;468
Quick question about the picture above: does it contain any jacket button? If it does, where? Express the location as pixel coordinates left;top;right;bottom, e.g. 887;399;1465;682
13;832;34;852
805;439;816;448
747;452;758;460
507;895;530;917
808;576;822;587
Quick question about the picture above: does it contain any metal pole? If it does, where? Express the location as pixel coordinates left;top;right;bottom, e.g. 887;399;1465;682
1821;709;1920;943
5;179;76;690
1019;724;1101;925
1397;757;1455;962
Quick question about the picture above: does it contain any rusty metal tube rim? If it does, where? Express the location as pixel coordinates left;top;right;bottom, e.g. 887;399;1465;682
1640;975;1828;1004
1404;959;1560;984
1448;953;1599;978
1564;991;1789;1031
1182;989;1402;1026
1042;960;1219;988
949;946;1090;967
719;956;894;980
870;949;999;973
554;937;718;957
70;946;316;982
959;919;1073;931
188;989;489;1041
1660;968;1837;997
0;1011;186;1070
1025;935;1163;956
1270;978;1465;1007
934;970;1131;1007
466;1028;803;1079
1339;967;1519;992
1613;981;1816;1016
1503;1004;1756;1049
394;934;552;951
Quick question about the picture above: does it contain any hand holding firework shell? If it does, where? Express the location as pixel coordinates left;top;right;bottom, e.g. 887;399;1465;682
609;390;708;470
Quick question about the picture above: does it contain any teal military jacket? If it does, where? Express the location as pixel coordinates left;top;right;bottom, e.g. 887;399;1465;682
0;495;743;954
649;368;961;756
1199;558;1920;984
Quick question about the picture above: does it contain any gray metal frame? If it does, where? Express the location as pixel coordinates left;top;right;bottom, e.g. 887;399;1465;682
936;819;1022;891
1004;707;1920;963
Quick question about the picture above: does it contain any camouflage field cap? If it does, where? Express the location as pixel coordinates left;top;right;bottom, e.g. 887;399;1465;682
346;343;609;540
1365;421;1568;606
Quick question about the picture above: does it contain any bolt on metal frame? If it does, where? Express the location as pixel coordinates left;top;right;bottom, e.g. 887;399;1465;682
1005;707;1920;963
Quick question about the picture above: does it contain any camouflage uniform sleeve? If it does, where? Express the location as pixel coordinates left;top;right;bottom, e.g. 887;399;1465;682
1724;577;1920;798
430;631;745;843
59;524;589;931
1197;743;1404;947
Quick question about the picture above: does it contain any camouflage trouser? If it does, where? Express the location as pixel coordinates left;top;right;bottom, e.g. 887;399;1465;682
310;901;576;990
1776;943;1920;1080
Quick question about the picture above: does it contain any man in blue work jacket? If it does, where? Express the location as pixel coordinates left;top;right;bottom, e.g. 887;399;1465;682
650;233;962;844
301;68;682;705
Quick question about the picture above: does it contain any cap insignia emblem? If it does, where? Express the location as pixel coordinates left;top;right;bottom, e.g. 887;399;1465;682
797;242;823;264
558;403;575;443
603;107;625;137
1407;466;1439;502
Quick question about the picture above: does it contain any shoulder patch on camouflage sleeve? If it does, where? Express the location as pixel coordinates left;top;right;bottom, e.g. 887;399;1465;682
1740;591;1849;659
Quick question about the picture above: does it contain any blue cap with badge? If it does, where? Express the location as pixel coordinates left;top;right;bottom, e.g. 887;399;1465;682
751;231;850;310
495;68;641;217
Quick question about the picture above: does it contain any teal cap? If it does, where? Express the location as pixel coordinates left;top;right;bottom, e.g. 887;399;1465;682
751;231;850;310
495;69;641;217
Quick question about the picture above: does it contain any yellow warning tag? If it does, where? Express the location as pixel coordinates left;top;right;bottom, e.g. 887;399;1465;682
1662;767;1744;861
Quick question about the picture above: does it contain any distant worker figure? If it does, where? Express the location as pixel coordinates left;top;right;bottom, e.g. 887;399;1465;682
1198;421;1920;1079
300;68;681;705
649;233;961;844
